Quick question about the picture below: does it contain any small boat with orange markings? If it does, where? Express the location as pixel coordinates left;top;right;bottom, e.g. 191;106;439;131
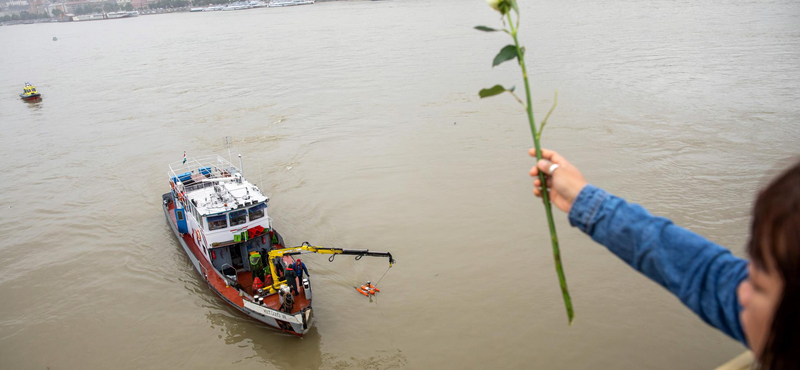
162;154;394;336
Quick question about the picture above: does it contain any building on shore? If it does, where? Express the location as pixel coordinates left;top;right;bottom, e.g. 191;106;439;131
28;0;44;13
129;0;148;9
1;0;31;17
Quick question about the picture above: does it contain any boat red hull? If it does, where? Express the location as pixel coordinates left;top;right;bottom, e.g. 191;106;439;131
162;193;312;336
20;94;41;101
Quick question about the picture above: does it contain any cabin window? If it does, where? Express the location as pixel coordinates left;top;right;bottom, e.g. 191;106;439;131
208;215;227;230
249;203;266;221
229;210;247;226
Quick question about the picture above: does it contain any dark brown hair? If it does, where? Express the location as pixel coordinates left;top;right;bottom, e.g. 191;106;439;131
747;160;800;370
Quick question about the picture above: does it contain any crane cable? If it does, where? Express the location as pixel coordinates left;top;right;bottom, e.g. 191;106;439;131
372;264;392;289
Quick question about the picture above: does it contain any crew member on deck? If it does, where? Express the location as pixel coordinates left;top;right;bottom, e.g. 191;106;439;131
284;263;298;296
249;251;264;281
294;259;309;291
252;276;263;293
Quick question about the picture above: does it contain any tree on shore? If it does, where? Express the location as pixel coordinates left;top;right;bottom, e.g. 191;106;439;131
148;0;189;9
75;5;91;14
103;1;120;12
1;11;51;21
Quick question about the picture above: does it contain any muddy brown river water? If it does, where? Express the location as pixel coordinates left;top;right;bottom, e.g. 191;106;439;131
1;0;799;369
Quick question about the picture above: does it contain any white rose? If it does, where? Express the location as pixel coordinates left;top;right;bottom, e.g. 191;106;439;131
486;0;510;15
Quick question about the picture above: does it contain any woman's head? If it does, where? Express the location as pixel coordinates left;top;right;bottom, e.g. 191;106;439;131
740;160;800;369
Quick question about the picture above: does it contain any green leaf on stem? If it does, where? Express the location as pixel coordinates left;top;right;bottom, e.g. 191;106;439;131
492;45;518;67
479;84;515;98
474;25;499;32
510;0;518;14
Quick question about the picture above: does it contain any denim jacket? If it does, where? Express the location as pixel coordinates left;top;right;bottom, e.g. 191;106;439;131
568;185;749;346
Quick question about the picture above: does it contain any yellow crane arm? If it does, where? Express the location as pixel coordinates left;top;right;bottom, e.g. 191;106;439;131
265;242;395;291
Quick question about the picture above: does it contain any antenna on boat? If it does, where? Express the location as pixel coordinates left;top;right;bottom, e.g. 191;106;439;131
238;154;244;176
225;136;232;163
258;155;264;190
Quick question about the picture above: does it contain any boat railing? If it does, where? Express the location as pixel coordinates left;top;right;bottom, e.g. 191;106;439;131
184;180;213;193
167;154;241;186
220;263;238;287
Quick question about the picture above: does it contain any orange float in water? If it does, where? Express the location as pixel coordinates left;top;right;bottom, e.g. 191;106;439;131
357;281;380;296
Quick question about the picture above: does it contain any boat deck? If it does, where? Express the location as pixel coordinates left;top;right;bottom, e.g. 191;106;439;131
236;267;311;310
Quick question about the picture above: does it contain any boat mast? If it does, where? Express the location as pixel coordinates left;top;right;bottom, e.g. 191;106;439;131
225;136;232;163
258;155;264;190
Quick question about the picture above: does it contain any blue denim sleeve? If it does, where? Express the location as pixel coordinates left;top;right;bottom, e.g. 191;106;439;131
568;185;749;346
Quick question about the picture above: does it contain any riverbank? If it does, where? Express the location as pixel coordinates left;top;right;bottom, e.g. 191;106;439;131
0;0;375;26
0;18;57;26
0;8;189;27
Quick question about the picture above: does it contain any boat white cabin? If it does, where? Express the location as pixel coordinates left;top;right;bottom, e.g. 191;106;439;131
168;155;272;253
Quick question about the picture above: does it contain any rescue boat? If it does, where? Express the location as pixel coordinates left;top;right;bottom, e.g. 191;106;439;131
162;154;394;336
19;82;41;101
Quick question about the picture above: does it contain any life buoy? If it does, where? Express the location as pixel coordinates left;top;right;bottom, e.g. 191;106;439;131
194;229;203;246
